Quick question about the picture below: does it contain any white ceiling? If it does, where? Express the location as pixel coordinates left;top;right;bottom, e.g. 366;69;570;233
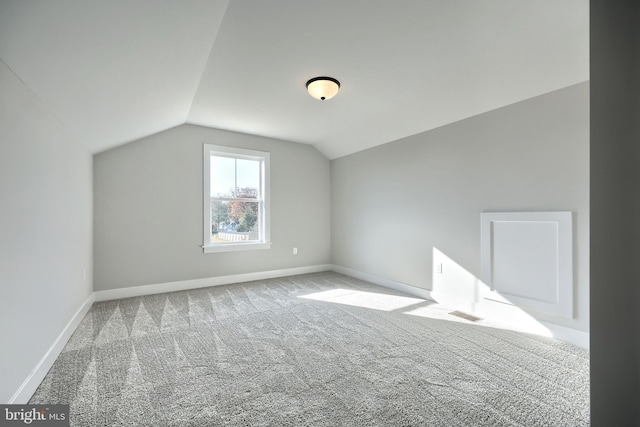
0;0;588;159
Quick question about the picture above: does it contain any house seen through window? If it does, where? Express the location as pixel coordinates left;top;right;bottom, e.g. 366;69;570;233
203;144;270;253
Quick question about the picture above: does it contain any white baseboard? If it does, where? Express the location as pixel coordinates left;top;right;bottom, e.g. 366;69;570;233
330;264;434;301
538;320;589;349
330;264;589;350
9;293;95;404
94;264;333;302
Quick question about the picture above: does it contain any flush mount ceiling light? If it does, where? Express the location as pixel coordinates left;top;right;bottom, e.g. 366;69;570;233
306;76;340;100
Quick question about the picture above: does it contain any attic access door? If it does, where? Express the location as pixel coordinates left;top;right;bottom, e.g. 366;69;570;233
480;212;573;318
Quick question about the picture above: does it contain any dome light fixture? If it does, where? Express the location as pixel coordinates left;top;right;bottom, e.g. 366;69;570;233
306;76;340;100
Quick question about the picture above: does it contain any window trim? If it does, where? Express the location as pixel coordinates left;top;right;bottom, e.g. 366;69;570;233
203;144;271;253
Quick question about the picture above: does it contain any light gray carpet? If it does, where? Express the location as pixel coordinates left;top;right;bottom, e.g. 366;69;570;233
29;272;589;426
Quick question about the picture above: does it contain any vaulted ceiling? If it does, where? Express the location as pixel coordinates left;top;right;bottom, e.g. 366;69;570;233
0;1;588;159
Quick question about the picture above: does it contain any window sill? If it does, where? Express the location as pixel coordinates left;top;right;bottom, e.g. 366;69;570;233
203;242;271;253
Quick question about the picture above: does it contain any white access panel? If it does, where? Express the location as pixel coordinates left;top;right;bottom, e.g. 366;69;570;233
480;212;573;318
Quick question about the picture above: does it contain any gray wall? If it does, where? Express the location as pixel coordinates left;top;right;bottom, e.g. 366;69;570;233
94;124;331;291
590;1;640;424
0;60;93;402
331;82;589;331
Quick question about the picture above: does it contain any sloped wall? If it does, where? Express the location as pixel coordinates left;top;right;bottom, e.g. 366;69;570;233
0;60;93;402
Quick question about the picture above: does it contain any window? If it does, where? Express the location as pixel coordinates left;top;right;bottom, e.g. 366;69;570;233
203;144;270;253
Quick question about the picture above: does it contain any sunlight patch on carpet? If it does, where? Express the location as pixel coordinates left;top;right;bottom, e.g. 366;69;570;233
299;288;424;311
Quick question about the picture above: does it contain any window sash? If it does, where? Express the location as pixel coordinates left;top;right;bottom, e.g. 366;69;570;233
209;154;263;199
210;196;264;203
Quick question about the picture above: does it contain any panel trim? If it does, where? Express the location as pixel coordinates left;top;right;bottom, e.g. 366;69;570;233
481;211;573;318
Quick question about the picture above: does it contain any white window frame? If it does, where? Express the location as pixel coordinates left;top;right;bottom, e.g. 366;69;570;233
203;144;271;253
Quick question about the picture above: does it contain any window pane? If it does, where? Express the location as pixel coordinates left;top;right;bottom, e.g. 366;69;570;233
236;159;260;199
211;200;261;243
210;200;229;233
210;156;236;197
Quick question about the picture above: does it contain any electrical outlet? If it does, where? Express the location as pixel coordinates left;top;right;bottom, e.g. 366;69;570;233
293;247;298;255
436;263;443;274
